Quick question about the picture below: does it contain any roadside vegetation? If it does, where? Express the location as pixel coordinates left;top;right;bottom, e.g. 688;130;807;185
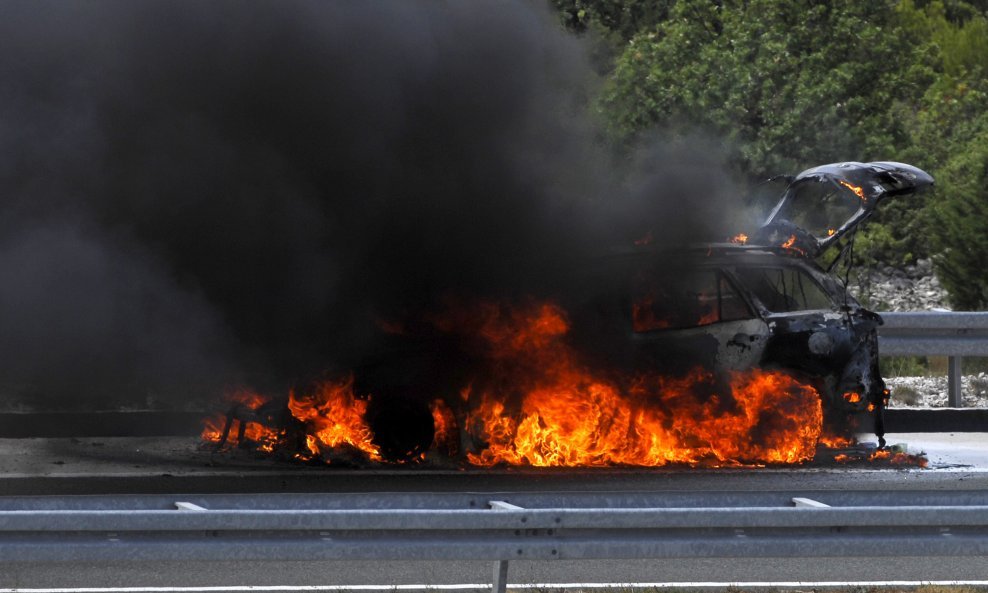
550;0;988;310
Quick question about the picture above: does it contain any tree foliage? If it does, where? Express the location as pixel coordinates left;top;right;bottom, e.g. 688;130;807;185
602;1;933;177
917;74;988;308
898;1;988;308
557;0;988;308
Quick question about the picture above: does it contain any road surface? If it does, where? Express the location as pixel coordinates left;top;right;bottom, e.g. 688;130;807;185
1;433;987;589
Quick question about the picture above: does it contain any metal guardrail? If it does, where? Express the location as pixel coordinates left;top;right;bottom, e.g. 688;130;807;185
878;311;988;407
3;492;988;592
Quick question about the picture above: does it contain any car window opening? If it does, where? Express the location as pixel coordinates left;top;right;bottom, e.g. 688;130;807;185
735;266;833;313
776;178;861;238
632;269;753;332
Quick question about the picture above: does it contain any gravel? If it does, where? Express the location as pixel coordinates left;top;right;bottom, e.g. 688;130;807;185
849;258;952;312
886;372;988;408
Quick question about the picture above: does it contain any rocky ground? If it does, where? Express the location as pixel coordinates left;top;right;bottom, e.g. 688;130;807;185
886;373;988;408
849;257;951;312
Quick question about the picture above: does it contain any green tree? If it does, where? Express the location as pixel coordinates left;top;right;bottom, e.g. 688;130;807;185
894;0;988;307
577;0;988;307
603;1;932;178
917;77;988;308
550;0;677;73
552;0;675;41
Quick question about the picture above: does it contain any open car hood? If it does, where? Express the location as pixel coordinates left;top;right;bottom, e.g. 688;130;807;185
754;161;933;257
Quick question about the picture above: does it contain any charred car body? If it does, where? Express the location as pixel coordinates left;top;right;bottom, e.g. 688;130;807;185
746;160;933;445
213;161;933;462
588;161;932;448
352;161;932;458
617;161;932;447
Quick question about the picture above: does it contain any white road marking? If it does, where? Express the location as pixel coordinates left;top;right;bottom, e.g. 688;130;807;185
5;582;988;592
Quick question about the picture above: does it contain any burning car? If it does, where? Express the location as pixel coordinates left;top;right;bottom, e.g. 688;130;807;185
600;161;934;447
204;161;933;466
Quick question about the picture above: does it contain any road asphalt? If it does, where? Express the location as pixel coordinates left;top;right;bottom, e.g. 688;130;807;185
1;433;987;589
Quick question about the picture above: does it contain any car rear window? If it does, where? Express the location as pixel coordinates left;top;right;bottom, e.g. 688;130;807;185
774;178;861;239
734;266;834;313
632;269;753;332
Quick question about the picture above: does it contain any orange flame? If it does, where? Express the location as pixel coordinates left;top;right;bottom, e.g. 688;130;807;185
454;302;823;467
288;377;381;461
779;234;807;256
202;299;880;468
868;449;928;467
819;433;854;448
730;233;748;245
831;444;926;467
200;390;282;452
838;180;866;201
202;378;382;463
632;295;672;332
430;398;459;456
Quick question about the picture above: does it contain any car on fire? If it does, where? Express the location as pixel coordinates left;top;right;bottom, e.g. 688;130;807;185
351;161;933;459
572;161;933;449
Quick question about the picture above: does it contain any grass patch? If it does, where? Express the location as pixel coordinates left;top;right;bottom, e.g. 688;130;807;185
881;356;935;377
881;356;988;378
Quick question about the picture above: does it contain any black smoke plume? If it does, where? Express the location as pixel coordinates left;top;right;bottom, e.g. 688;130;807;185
0;1;740;409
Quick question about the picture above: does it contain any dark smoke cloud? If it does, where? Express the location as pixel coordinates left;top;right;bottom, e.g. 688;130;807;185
0;1;740;409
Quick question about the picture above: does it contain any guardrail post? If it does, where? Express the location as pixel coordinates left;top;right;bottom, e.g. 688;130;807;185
488;500;522;593
948;356;963;407
492;559;509;593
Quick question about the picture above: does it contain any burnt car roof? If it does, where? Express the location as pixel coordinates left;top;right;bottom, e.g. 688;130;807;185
609;242;819;263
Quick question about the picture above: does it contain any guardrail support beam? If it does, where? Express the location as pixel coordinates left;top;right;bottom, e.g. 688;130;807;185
492;560;509;593
948;356;963;407
488;500;521;593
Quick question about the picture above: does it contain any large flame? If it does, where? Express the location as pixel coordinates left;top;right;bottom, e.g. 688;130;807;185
204;299;841;467
287;378;382;461
457;302;822;467
202;378;383;462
